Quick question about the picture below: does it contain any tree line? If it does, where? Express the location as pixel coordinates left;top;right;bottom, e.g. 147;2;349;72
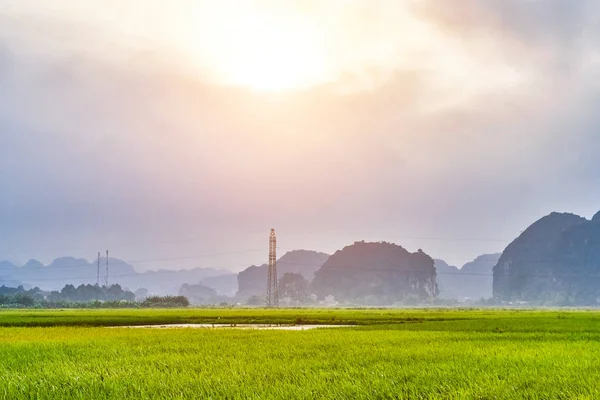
0;284;189;308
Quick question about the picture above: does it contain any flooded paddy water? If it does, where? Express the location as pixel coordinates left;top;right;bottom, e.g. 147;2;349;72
111;324;353;330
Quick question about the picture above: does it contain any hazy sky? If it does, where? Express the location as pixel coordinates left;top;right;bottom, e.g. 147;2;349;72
1;0;599;271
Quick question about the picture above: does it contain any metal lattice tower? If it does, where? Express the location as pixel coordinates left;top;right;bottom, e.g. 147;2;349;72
96;252;101;286
105;250;109;287
266;229;279;307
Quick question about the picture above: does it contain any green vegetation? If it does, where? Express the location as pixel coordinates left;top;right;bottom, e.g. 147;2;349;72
0;284;136;308
140;295;190;308
0;285;191;309
0;309;599;399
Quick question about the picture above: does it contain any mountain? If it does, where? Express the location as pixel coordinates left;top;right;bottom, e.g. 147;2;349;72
4;257;103;289
459;254;501;299
236;250;329;301
0;262;20;287
22;259;44;269
276;250;331;280
0;261;17;272
179;283;223;305
0;277;23;288
0;257;229;295
434;259;461;299
115;267;231;295
436;254;501;300
201;273;238;297
237;265;267;301
493;211;600;304
312;241;438;304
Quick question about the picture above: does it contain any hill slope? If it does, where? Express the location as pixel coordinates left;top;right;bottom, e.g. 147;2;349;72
493;211;599;304
236;250;329;301
434;260;460;299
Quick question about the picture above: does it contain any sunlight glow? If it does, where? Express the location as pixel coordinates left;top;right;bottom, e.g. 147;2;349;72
184;5;330;92
8;0;531;99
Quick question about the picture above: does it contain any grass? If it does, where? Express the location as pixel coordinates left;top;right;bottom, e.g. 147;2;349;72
0;309;599;399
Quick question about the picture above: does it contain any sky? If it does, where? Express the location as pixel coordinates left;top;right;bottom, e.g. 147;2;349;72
0;0;599;272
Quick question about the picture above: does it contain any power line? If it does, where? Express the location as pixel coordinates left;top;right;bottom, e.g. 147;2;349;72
0;229;269;258
3;231;600;289
277;258;568;269
2;243;599;276
306;264;600;280
4;249;600;289
8;261;600;285
275;257;600;281
128;249;264;265
6;231;600;271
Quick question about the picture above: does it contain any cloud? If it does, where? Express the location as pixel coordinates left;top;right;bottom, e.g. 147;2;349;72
0;1;599;268
414;0;600;71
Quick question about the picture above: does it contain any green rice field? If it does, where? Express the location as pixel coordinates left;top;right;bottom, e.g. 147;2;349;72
0;309;599;399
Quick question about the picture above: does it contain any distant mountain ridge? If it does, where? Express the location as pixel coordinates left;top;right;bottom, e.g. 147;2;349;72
23;259;44;269
0;256;230;295
435;254;501;300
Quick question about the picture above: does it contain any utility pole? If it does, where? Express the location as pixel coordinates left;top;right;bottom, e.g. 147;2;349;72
105;250;109;287
96;252;101;286
266;229;279;307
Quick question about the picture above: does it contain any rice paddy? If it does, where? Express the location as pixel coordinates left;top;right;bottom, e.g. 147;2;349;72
0;309;599;399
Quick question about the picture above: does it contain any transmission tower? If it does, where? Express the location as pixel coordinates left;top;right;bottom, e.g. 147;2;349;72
266;229;279;307
105;250;109;287
96;252;101;286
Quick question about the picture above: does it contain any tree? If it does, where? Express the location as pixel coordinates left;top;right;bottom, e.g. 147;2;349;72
279;273;309;302
61;284;77;298
179;283;218;305
13;293;34;307
134;288;148;301
246;295;264;306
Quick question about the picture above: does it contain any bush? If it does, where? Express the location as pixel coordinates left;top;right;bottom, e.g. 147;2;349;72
141;296;190;308
12;294;35;307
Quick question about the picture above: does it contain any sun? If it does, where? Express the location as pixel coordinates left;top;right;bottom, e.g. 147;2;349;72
182;5;330;92
218;28;326;92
